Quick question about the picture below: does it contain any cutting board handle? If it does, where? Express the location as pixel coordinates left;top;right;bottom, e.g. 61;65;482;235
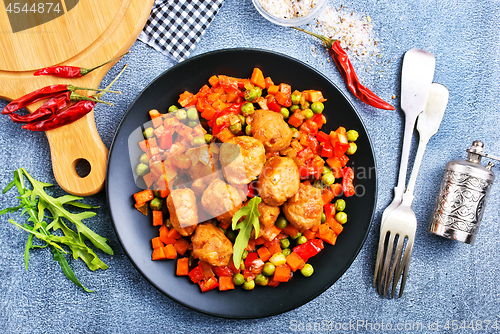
46;109;108;196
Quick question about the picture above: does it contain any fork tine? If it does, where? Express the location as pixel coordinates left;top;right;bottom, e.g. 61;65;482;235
397;239;414;298
379;233;396;296
373;230;388;287
389;235;406;298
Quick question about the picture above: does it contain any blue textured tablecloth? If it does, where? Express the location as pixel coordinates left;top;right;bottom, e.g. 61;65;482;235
1;0;499;333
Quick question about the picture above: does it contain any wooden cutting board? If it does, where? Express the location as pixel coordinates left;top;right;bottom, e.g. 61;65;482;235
0;0;154;196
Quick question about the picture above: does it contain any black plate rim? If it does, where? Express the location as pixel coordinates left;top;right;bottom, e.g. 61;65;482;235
105;47;378;319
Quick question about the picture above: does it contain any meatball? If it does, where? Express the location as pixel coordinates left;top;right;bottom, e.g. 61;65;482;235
191;223;233;266
257;156;300;206
283;183;323;230
186;145;222;188
201;179;243;225
249;110;293;152
166;188;199;236
219;136;266;185
258;202;280;229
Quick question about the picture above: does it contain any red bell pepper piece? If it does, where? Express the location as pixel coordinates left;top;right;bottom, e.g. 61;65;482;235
198;277;219;292
188;264;205;284
312;113;325;129
212;265;234;277
297;147;315;162
266;95;282;113
316;131;330;143
321;140;334;158
244;251;259;268
342;167;355;197
293;239;323;261
300;119;319;134
324;203;335;220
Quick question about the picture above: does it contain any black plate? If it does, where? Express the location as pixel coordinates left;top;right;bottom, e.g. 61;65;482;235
106;48;377;319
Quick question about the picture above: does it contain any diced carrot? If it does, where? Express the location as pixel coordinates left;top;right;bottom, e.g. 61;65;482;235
164;244;177;259
245;238;256;251
147;137;158;148
134;203;148;216
310;225;319;232
218;221;231;230
260;225;282;242
250;68;266;89
264;77;274;89
208;75;219;87
320;229;337;245
275;91;292;107
267;85;279;95
152;247;167;260
176;257;190;276
255;237;266;245
159;188;170;198
152;115;163;128
257;247;272;262
151;237;164;250
133;189;154;205
303;229;317;240
288;109;305;128
138;140;149;152
267;241;282;255
178;91;197;107
167;228;182;240
282;224;299;238
173;237;190;256
142;172;155;189
218;276;235;291
331;183;343;197
152;210;163;226
318;223;330;238
286;252;305;272
328;219;344;235
159;226;176;244
273;264;292;282
217;128;235;142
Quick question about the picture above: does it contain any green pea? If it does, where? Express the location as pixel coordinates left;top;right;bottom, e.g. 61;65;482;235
238;114;246;125
229;122;242;134
335;211;348;224
135;163;149;176
164;218;172;229
262;262;276;276
255;274;269;286
311;102;324;114
242;249;248;260
322;173;335;186
301;263;314;277
335;199;346;212
275;216;288;230
301;101;310;110
346;130;359;142
233;273;245;286
321;212;327;223
280;238;290;249
204;134;213;144
187;107;198;121
192;136;206;146
175;109;187;121
245;124;252;136
280;107;289;119
188;121;199;128
153;190;161;198
304;108;314;119
290;232;302;240
240;260;245;270
282;248;292;257
244;87;262;102
241;102;255;116
168;105;179;113
291;91;301;105
149;197;163;211
143;127;154;139
297;236;307;245
139;153;149;164
322;166;332;175
346;142;357;155
289;105;300;112
242;279;255;290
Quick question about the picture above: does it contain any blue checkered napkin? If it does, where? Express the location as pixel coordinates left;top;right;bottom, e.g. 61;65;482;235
138;0;225;62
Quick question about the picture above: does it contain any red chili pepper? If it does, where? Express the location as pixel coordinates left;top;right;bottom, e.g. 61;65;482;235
33;52;129;78
342;167;355;197
292;27;395;111
1;84;117;115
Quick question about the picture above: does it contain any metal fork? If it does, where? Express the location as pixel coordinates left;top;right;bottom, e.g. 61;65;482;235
373;49;435;297
374;83;448;298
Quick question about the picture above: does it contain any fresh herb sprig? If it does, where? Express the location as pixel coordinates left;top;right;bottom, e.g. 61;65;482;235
231;196;261;269
0;168;113;292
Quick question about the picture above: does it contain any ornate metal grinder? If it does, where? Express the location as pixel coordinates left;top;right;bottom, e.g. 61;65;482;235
429;141;499;244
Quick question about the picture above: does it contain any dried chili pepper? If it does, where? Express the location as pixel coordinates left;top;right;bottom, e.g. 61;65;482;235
292;27;395;111
9;91;111;124
1;84;119;115
22;100;96;131
33;52;129;78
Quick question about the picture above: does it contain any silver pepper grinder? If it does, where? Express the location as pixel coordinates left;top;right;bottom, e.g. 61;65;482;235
429;141;500;244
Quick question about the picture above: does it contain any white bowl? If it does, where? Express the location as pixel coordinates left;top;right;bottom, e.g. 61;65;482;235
252;0;328;27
